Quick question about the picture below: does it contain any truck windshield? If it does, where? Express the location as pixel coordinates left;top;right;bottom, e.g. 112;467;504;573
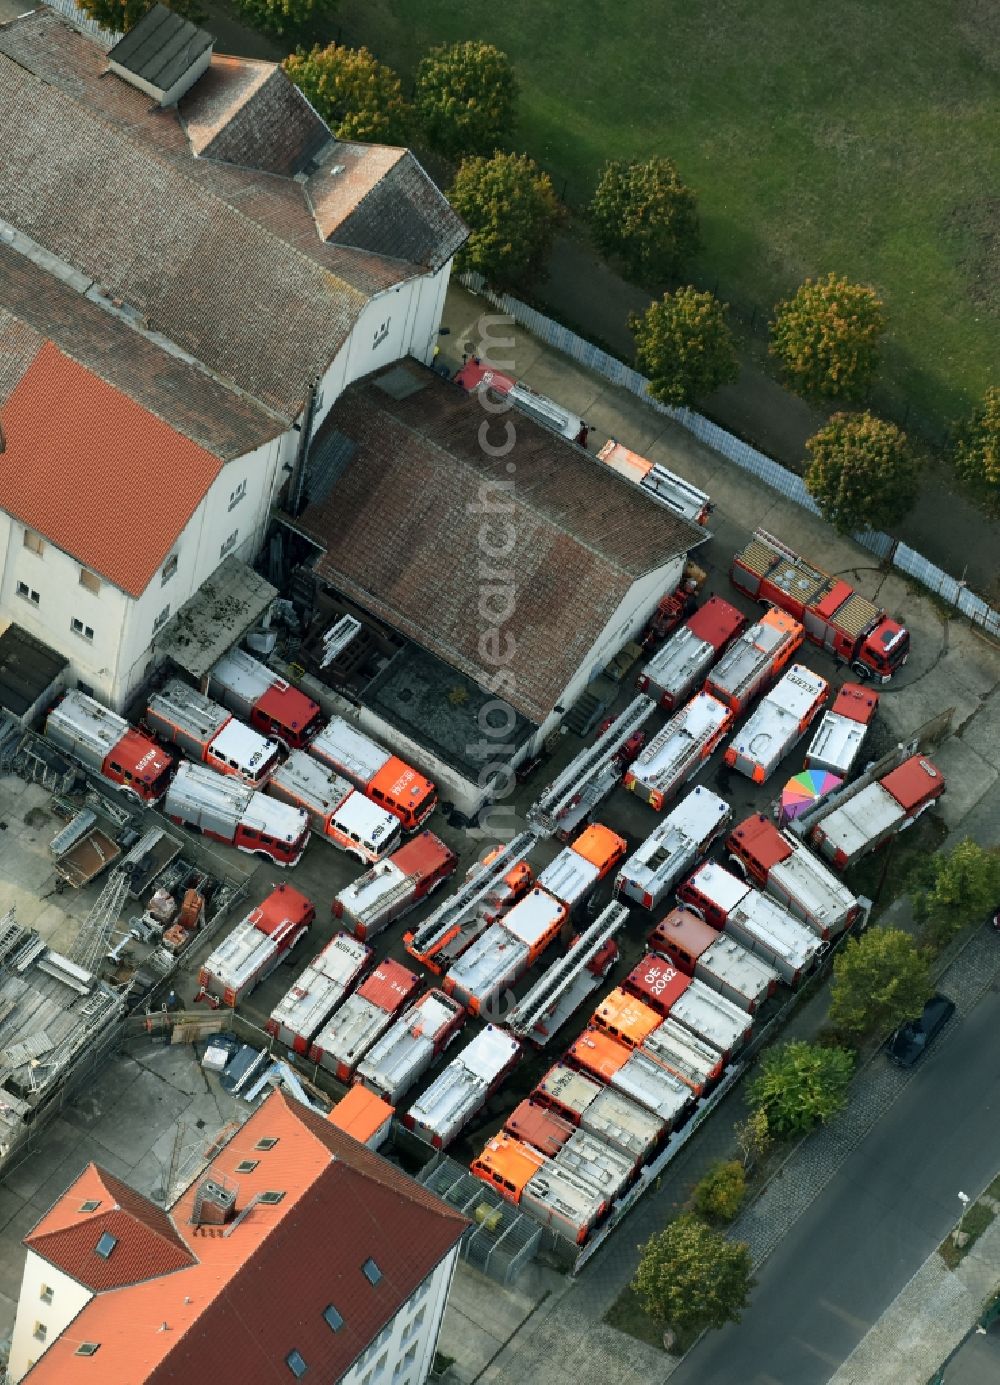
879;627;910;670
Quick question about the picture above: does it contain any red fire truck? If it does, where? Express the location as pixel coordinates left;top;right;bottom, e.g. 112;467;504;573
45;690;174;803
731;529;909;682
209;646;323;749
164;761;309;867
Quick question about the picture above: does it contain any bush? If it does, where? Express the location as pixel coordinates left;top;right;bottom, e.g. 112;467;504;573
591;157;699;284
805;410;919;534
415;41;517;158
631;287;739;408
748;1040;854;1137
770;272;886;400
693;1161;747;1223
78;0;203;31
450;152;562;288
911;839;1000;952
954;385;1000;514
282;45;408;143
234;0;336;39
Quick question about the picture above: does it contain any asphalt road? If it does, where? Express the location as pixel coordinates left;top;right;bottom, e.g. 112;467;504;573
672;979;1000;1385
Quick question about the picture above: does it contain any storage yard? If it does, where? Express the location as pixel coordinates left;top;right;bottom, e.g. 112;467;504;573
0;361;988;1281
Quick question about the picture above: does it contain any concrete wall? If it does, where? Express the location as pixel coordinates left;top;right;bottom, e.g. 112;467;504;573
8;1250;93;1383
339;1243;459;1385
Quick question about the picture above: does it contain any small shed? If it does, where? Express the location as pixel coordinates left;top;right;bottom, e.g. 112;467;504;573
107;4;214;107
328;1084;394;1150
153;556;277;688
0;623;68;725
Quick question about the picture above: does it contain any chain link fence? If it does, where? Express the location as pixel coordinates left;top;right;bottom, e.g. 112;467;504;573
459;274;1000;641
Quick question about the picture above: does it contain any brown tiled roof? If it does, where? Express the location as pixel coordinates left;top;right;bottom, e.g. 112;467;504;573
316;143;467;270
0;342;223;596
25;1164;195;1291
0;13;463;417
0;244;282;460
181;60;328;175
24;1091;466;1385
296;365;702;723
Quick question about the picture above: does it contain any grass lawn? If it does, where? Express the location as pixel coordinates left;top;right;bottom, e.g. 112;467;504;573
334;0;1000;437
939;1199;996;1269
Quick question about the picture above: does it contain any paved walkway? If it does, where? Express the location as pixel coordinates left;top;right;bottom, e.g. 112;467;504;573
829;1199;1000;1385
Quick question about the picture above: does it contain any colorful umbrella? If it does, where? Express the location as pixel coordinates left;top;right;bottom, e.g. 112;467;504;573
779;769;843;827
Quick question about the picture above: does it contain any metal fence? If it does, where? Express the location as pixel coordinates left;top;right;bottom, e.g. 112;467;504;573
42;0;120;45
459;274;1000;641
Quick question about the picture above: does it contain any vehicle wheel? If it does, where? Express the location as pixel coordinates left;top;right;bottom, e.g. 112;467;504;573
727;854;748;880
850;662;871;681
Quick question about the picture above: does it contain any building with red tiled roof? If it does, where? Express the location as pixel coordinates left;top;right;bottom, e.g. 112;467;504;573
9;1090;467;1385
0;6;465;711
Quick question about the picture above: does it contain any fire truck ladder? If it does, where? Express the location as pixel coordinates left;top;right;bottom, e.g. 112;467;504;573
785;738;919;840
528;695;655;836
504;902;629;1039
355;870;418;927
407;830;538;957
70;868;131;976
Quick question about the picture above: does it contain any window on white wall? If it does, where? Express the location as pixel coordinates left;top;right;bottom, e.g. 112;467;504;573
71;618;94;642
32;1322;47;1342
161;553;178;586
152;605;171;633
39;1285;54;1305
228;480;247;511
15;581;39;605
373;317;391;349
220;531;239;559
79;568;101;595
22;529;44;556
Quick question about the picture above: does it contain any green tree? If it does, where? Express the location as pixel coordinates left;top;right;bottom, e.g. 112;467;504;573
283;45;408;143
415;41;516;158
748;1040;854;1137
633;1214;754;1340
829;927;933;1040
234;0;335;40
734;1109;772;1171
954;386;1000;516
693;1160;747;1224
912;840;1000;951
450;152;562;288
590;157;699;284
804;410;919;534
631;287;739;409
770;272;886;400
77;0;203;33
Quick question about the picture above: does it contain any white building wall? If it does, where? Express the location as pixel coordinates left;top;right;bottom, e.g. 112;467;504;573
529;556;685;755
338;1244;459;1385
8;1250;93;1384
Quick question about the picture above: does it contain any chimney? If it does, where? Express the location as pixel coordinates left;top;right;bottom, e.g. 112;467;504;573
191;1179;237;1227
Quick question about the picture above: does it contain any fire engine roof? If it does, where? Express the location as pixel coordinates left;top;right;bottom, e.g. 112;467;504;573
357;959;421;1012
505;1100;575;1158
831;682;880;723
729;813;795;870
649;906;720;960
570;822;627;871
881;755;944;810
474;1134;548;1193
297;364;705;723
0;343;223;597
596;987;664;1044
22;1090;466;1385
686;595;746;649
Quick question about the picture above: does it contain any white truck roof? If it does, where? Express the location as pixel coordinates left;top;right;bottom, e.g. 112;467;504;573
336;859;409;925
814;783;902;860
686;859;752;915
149;679;227;743
579;1087;664;1163
522;1163;607;1241
202;919;275;997
210;646;274;702
536;850;601;910
612;1050;692;1125
311;993;387;1073
698;934;779;1011
331;791;400;848
407;1026;520;1145
165;760;250;826
642;1015;721;1091
617;786;730;907
669;977;751;1054
46;689;127;761
555;1128;635;1201
444;924;529;1004
805;709;868;778
209;717;276;778
728;891;823;978
239;791;309;845
357;992;461;1102
766;847;858;937
629;693;731;794
311;716;390;783
269;750;352;813
536;1065;602;1122
640;625;715;703
268;933;369;1043
726;665;828;779
708;617;793;702
501;889;566;949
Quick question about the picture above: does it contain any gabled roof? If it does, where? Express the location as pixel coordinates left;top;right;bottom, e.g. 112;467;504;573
296;364;703;723
0;11;465;423
23;1091;466;1384
0;342;222;596
25;1164;195;1290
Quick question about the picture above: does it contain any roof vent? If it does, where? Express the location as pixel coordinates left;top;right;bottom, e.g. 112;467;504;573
106;4;215;108
329;164;346;177
191;1178;237;1227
